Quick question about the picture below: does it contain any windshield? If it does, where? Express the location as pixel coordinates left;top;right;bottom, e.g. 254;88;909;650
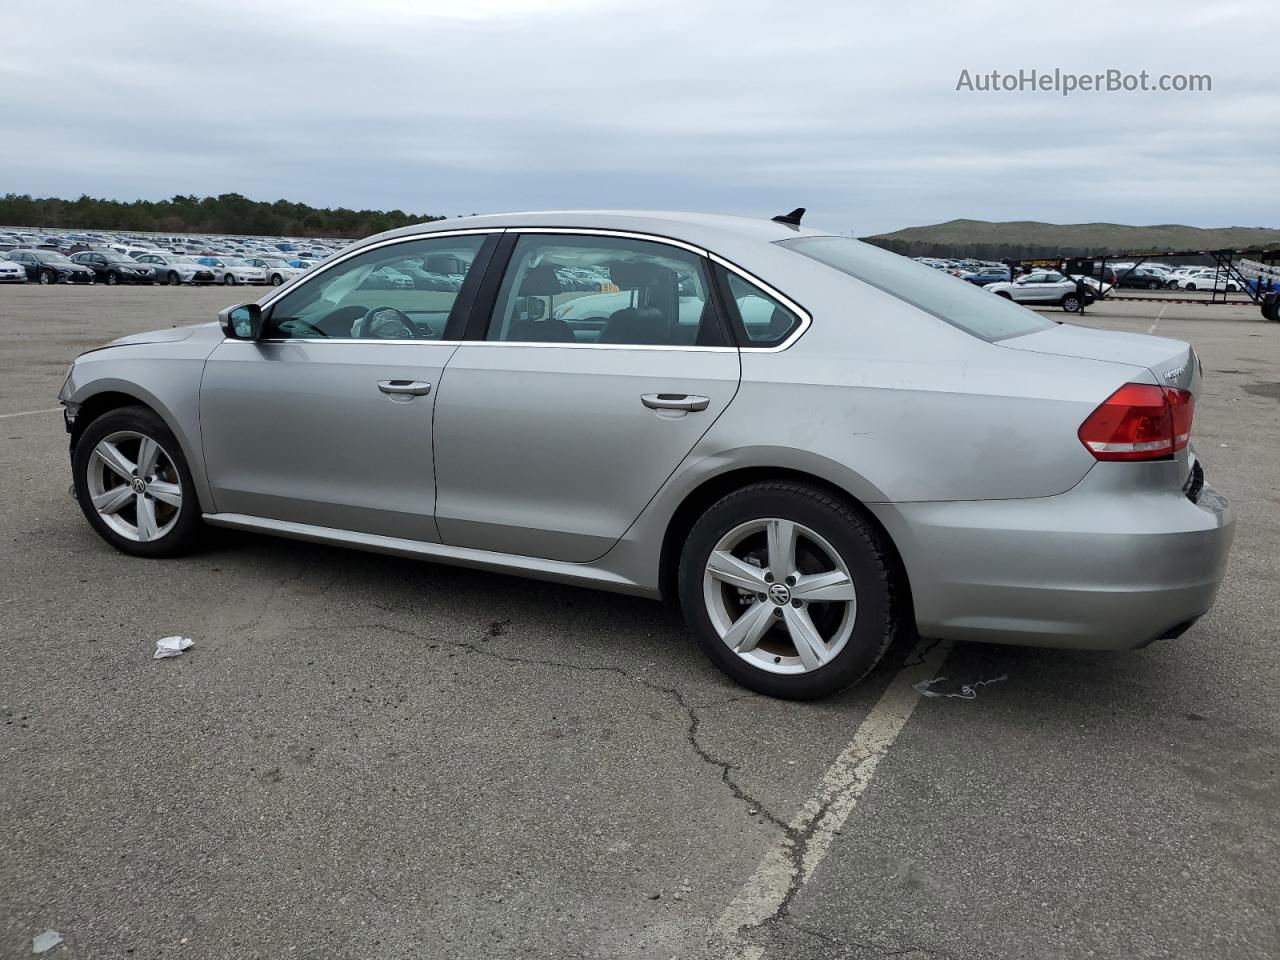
104;253;136;264
780;236;1054;342
36;252;72;264
221;257;250;267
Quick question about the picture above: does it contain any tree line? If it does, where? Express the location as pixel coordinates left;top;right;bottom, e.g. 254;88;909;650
0;192;445;238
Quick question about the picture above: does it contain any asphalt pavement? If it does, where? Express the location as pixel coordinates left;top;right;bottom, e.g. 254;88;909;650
1;286;1276;959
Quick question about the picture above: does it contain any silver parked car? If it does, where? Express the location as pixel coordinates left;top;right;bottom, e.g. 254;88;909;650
58;211;1234;699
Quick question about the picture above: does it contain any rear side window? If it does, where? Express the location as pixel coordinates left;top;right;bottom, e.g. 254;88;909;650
781;236;1055;342
715;267;803;347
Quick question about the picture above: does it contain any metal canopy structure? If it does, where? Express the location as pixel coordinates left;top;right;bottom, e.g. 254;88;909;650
1015;247;1280;305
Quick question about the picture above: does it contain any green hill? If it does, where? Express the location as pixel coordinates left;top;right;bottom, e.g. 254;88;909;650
863;219;1280;260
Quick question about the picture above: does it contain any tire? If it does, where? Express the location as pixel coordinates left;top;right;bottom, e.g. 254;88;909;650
677;482;901;700
72;405;202;558
271;273;284;286
1226;284;1238;293
223;274;237;286
995;291;1012;300
39;269;55;285
1185;283;1198;291
1061;294;1082;312
167;271;181;286
1147;279;1159;290
105;271;119;286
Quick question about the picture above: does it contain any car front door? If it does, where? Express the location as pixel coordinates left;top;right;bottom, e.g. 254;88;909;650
431;231;749;563
198;231;498;541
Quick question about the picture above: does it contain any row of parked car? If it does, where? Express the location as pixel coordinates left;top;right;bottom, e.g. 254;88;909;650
0;228;356;287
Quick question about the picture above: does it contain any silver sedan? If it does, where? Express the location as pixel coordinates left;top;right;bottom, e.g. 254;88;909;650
57;211;1234;699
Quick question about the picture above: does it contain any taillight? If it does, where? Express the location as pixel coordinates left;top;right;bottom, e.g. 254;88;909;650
1078;383;1194;461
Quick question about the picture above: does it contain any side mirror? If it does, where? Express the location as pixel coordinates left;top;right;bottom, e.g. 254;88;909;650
219;302;263;340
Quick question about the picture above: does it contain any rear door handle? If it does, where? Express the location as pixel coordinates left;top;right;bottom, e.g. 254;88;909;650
378;380;433;396
641;393;709;412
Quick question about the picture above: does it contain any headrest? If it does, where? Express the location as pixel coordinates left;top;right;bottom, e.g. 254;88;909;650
423;254;464;274
609;260;672;290
518;264;564;296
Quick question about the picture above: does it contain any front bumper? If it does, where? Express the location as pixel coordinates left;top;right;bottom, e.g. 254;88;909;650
869;458;1234;650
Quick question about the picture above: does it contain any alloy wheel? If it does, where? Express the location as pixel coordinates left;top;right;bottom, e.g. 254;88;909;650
702;518;857;675
85;430;183;542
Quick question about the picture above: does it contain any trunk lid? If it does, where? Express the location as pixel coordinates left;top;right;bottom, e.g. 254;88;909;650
999;323;1200;394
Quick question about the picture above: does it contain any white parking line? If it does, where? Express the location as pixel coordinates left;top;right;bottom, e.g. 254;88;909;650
0;407;61;419
717;638;953;954
1147;303;1168;335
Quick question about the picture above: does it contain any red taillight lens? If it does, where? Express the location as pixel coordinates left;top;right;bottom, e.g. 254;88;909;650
1078;383;1194;461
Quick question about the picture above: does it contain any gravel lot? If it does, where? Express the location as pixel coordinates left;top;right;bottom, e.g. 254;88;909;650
1;286;1277;959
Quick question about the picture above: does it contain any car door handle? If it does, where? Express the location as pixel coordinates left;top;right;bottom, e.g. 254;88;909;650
641;393;709;412
378;380;432;396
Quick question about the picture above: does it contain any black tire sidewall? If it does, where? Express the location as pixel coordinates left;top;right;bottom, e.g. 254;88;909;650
72;406;203;558
1062;295;1081;312
678;485;896;699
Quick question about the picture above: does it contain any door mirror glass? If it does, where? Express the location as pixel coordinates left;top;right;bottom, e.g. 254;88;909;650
219;303;263;340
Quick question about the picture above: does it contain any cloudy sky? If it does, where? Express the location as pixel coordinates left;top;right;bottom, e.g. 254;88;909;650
2;0;1275;235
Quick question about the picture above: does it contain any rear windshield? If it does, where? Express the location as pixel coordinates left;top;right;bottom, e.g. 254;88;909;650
779;236;1054;342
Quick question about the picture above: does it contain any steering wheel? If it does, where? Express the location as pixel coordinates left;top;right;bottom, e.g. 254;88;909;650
356;305;423;340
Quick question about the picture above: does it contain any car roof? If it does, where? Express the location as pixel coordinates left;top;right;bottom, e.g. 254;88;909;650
368;210;836;253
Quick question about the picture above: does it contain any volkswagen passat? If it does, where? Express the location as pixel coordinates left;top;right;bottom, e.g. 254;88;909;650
58;211;1234;699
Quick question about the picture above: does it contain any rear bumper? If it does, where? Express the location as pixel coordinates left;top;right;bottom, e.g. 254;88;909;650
869;461;1234;650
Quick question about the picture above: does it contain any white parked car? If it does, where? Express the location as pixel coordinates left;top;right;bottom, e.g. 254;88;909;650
194;256;269;286
1171;270;1240;292
983;271;1091;312
0;254;27;283
244;257;306;286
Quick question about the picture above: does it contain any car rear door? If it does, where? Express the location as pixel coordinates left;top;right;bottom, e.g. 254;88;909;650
199;231;498;542
431;230;742;563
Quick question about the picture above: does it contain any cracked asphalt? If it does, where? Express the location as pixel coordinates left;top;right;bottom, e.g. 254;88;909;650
2;287;1278;959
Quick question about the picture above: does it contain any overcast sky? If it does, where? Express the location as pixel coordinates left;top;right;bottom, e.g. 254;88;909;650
2;0;1275;235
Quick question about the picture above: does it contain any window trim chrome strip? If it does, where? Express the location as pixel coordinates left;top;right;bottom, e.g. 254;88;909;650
252;224;812;352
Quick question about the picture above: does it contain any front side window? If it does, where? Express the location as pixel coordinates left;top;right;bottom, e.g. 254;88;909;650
264;234;489;340
781;236;1054;342
486;234;726;347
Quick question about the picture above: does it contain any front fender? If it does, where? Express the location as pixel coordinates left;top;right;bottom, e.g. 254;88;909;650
62;344;218;513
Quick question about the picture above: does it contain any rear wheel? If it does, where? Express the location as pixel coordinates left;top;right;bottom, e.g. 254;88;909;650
678;482;900;699
1062;293;1082;312
72;406;202;558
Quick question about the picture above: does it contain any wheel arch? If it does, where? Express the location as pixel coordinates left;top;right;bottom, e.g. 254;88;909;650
656;466;916;631
67;381;214;512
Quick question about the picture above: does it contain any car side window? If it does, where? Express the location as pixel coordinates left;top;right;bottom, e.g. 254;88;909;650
264;234;489;341
715;267;803;347
485;234;727;347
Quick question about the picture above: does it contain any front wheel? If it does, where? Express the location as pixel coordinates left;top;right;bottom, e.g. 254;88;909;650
271;273;284;286
223;274;237;286
39;269;55;285
678;482;901;699
995;291;1012;300
1147;279;1159;290
167;271;181;286
72;405;203;558
105;272;119;286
